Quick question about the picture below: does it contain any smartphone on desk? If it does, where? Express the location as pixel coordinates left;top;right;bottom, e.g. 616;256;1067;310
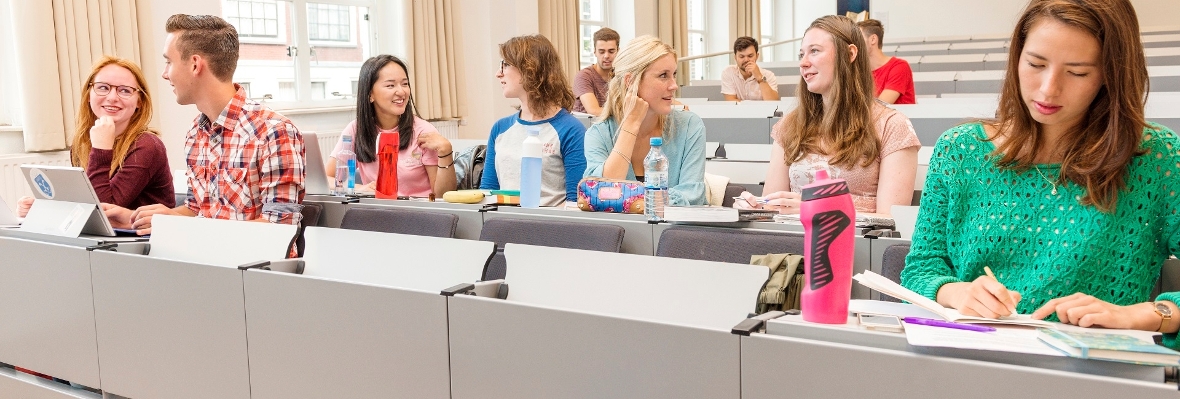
857;313;903;332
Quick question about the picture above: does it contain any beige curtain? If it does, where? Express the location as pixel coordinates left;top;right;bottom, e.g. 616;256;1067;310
657;0;690;87
730;0;761;47
538;0;580;85
10;0;141;152
410;0;468;120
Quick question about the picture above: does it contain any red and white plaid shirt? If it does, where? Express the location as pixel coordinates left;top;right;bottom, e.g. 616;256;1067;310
184;85;305;225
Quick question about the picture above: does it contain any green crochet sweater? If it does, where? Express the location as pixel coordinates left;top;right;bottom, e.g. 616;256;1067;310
902;122;1180;348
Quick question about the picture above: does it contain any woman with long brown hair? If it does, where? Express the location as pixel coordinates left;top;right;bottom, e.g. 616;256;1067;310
902;0;1180;344
735;15;920;215
18;56;173;216
479;35;587;206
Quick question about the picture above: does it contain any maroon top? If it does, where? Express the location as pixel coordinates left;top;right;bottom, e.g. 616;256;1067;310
86;133;175;209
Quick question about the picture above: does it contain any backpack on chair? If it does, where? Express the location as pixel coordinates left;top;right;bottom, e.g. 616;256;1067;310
751;253;805;314
453;144;487;190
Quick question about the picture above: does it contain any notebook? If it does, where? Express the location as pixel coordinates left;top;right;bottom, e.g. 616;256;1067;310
1038;328;1180;366
853;270;1053;328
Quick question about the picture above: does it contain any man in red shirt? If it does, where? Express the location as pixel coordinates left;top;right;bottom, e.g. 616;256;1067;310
858;19;916;104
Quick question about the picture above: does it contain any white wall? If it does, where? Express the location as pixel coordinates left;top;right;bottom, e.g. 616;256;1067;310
871;0;1179;41
456;0;539;139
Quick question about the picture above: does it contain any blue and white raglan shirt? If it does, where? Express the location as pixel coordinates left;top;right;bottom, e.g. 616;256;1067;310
479;109;587;206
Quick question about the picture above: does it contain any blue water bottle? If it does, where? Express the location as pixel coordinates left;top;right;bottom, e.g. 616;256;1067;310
520;126;543;208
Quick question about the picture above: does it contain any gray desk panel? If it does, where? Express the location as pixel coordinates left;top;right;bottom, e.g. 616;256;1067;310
485;207;655;255
448;296;741;399
305;195;350;228
357;198;487;240
918;61;984;72
90;252;251;399
741;334;1177;399
956;79;1002;94
0;368;101;399
679;85;726;101
0;238;101;388
243;271;450;399
914;80;956;97
910;118;972;145
1152;118;1180;131
1148;55;1180;67
1153;75;1180;92
702;117;776;144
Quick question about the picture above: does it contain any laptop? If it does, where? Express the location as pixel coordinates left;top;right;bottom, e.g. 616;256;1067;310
20;164;117;236
303;132;331;195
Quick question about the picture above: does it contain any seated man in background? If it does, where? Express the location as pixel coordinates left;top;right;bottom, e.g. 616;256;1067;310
720;36;780;102
572;27;618;116
105;14;305;235
858;19;916;104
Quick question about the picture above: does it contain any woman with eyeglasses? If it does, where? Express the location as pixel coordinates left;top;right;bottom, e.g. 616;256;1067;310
17;56;174;217
480;35;587;206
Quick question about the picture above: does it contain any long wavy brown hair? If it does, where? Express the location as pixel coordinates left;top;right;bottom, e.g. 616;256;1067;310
500;35;576;115
777;15;878;169
990;0;1147;212
71;56;158;176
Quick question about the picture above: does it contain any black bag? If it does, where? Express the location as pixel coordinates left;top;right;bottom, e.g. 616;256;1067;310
453;144;487;190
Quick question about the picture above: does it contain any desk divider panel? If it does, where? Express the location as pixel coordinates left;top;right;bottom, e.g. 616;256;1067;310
503;244;767;330
300;226;493;288
147;215;296;267
89;251;253;399
0;237;101;389
243;270;452;399
740;334;1177;399
447;295;742;399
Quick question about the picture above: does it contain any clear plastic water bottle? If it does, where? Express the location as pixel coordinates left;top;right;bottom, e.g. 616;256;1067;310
520;126;543;208
643;137;669;221
335;135;356;196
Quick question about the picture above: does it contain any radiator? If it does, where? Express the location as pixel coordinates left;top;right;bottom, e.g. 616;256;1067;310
432;119;460;140
0;151;71;213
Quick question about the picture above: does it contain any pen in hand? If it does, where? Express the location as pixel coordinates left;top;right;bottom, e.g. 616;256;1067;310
983;266;1018;315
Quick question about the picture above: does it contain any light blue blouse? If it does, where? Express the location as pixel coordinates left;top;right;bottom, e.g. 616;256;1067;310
583;109;707;206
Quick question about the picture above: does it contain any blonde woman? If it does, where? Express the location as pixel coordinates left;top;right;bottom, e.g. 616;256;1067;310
17;56;173;216
583;35;706;206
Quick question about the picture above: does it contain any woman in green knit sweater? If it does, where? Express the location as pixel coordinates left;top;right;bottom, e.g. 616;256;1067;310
902;0;1180;344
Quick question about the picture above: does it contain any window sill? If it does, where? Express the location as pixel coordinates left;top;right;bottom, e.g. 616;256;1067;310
271;105;355;115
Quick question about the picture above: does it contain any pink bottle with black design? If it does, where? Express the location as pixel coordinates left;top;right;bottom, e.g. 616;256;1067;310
800;169;856;324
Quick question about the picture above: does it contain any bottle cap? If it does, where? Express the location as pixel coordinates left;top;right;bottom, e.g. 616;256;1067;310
342;134;352;143
650;137;663;146
801;169;849;201
526;126;541;136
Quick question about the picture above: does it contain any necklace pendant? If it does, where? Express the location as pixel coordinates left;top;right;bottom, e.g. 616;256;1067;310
1051;188;1058;195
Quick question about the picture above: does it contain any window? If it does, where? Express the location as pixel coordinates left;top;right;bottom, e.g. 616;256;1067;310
686;0;707;81
224;0;375;109
226;0;280;38
307;3;350;42
759;0;774;61
578;0;608;69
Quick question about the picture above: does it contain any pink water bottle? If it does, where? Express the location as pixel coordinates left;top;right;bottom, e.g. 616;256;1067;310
799;169;855;324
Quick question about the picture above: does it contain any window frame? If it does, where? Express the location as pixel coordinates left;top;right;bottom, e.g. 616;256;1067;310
686;0;708;81
578;0;610;69
223;0;378;111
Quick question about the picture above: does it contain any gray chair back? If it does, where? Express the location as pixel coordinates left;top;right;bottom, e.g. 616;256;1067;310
339;207;459;238
722;184;746;208
478;218;625;281
295;203;323;258
656;225;804;264
880;244;912;303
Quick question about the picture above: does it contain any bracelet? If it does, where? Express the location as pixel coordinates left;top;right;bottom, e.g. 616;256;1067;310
437;160;453;169
437;151;453;158
612;149;632;164
620;127;637;137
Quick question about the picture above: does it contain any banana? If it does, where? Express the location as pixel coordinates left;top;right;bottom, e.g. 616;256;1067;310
442;190;485;204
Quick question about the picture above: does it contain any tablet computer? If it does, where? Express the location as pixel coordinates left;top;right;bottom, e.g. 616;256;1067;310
21;165;116;236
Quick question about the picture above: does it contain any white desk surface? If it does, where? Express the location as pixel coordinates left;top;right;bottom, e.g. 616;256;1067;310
148;215;296;267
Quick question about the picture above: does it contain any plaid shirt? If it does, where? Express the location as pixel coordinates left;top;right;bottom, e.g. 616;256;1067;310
184;85;305;225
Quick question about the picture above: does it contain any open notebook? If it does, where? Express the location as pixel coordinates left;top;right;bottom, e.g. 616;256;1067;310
853;270;1053;328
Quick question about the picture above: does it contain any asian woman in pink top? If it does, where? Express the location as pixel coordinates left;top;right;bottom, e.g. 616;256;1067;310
326;54;457;197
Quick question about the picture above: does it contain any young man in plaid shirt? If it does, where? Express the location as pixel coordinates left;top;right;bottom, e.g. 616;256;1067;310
105;14;305;238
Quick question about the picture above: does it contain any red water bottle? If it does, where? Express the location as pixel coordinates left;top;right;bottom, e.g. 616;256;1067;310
799;169;856;324
375;131;399;199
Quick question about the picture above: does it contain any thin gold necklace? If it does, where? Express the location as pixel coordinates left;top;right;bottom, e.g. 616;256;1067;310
1034;166;1058;195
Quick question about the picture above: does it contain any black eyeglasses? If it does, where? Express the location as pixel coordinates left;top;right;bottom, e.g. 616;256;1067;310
91;82;142;99
499;60;510;74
